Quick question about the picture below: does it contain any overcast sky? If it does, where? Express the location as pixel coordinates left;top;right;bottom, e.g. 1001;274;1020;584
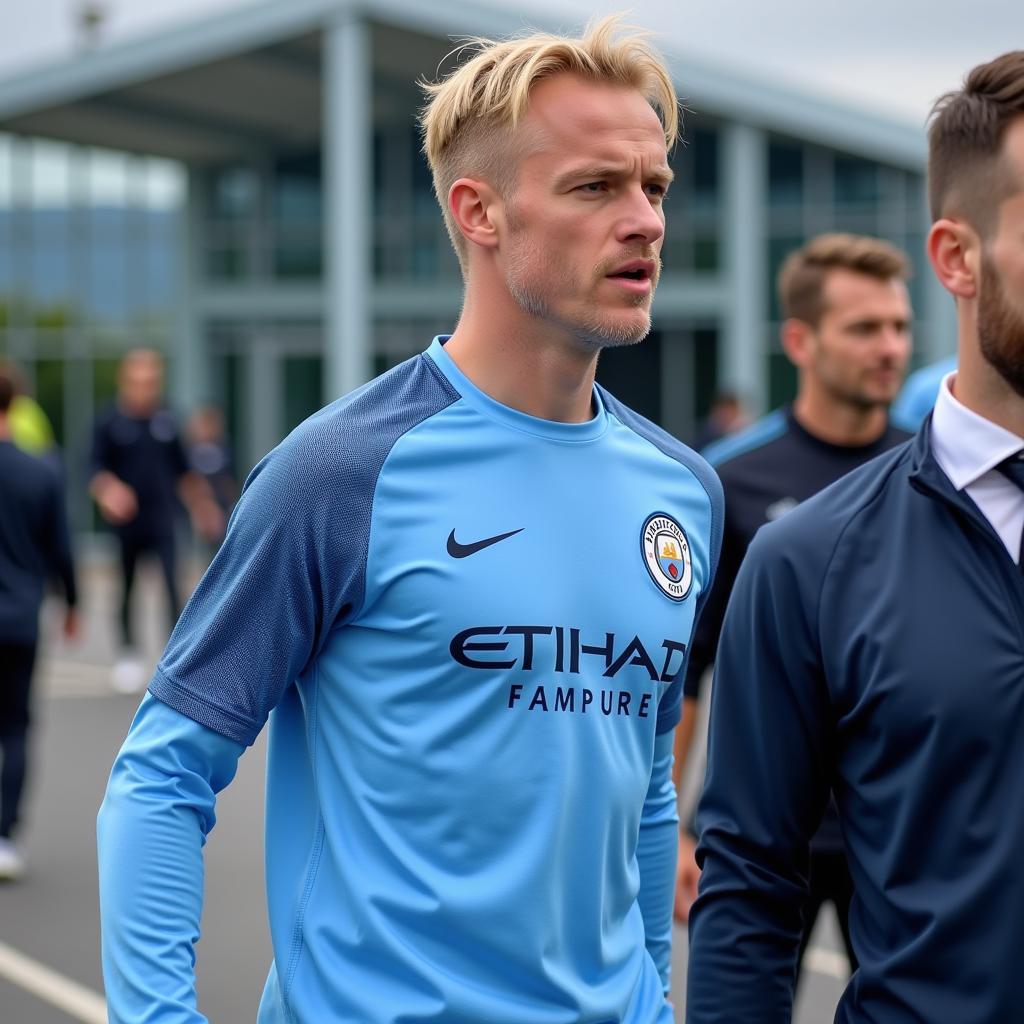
0;0;1019;125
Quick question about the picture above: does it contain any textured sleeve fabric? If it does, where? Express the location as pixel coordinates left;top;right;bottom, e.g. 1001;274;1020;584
148;357;458;746
98;695;245;1024
686;520;833;1023
636;729;679;994
148;423;363;745
681;510;742;700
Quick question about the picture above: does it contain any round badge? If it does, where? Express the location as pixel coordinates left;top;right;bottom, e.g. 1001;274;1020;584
641;512;693;602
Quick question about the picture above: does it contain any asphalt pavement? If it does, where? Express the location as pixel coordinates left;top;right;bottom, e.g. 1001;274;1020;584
0;560;847;1023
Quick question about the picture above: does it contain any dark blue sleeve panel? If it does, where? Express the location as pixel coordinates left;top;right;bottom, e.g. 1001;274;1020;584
597;389;724;736
150;356;459;746
686;515;835;1023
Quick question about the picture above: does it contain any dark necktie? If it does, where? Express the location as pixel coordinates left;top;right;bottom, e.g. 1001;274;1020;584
995;451;1024;571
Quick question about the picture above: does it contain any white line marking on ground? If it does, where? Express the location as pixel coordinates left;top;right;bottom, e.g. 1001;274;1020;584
805;945;851;980
0;941;108;1024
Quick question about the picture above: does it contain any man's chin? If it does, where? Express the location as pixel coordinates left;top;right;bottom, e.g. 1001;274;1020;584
581;320;651;350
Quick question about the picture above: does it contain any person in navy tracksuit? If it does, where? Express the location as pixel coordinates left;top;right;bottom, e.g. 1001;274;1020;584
0;367;78;880
688;50;1024;1023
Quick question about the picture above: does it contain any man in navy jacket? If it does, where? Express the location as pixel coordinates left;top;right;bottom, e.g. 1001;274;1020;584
688;51;1024;1023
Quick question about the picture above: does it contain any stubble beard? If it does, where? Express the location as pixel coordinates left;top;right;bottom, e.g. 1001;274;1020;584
978;253;1024;399
505;235;658;351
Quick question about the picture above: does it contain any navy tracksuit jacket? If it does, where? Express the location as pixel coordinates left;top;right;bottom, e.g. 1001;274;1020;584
688;420;1024;1024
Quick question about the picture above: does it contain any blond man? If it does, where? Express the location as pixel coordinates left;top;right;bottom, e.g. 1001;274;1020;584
98;17;722;1024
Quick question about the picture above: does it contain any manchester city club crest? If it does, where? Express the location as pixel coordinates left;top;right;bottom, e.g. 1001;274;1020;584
641;512;693;601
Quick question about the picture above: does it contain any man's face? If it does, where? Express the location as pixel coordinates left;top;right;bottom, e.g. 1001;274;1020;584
977;118;1024;398
119;355;163;415
498;74;670;351
803;269;912;410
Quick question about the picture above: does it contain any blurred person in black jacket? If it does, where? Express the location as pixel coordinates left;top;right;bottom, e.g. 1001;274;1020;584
0;366;78;880
89;350;222;693
673;235;913;982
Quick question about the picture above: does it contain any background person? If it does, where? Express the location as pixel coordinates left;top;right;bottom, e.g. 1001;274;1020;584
0;367;78;880
673;234;913;953
688;51;1024;1023
691;390;751;450
89;348;221;692
98;18;722;1024
891;352;958;427
185;404;237;554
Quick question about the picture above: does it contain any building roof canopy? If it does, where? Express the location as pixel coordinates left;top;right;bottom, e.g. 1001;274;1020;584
0;0;926;169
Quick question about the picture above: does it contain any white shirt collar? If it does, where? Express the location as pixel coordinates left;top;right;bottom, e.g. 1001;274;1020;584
931;372;1024;491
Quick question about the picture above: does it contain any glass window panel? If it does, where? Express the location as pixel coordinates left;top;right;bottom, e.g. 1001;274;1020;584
30;139;72;207
692;127;719;199
87;147;129;206
274;152;322;222
767;234;805;321
93;355;121;407
768;348;798;407
834;155;880;205
211;165;259;221
274;152;322;279
207;244;249;281
274;239;322;279
282;355;324;433
30;243;74;311
0;211;11;301
87;243;131;322
693;236;719;273
0;134;12;207
34;357;65;443
769;141;804;205
143;159;185;210
145;212;178;309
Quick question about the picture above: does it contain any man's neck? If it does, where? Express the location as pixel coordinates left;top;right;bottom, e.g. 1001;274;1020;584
0;415;11;441
443;283;600;424
952;320;1024;439
791;389;890;447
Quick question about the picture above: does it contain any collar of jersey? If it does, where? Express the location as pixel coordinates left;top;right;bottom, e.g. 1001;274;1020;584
426;336;608;443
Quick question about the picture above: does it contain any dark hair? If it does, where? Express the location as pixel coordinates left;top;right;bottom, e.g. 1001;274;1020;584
928;51;1024;232
777;233;910;327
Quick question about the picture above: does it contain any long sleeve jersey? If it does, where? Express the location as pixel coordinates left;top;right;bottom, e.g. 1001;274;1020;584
99;337;723;1024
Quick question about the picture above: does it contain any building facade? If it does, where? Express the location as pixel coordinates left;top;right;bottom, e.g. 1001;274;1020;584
0;0;952;522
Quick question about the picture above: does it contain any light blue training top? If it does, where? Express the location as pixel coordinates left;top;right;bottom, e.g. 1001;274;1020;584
98;337;722;1024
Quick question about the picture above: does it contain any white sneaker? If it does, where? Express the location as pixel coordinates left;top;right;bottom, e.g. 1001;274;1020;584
111;656;147;694
0;838;25;881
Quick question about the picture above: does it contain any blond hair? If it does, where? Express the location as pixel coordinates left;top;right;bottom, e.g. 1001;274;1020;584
778;233;911;327
419;15;679;274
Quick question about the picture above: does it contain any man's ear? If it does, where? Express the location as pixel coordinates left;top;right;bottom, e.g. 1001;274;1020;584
448;178;502;253
780;318;815;370
927;218;979;300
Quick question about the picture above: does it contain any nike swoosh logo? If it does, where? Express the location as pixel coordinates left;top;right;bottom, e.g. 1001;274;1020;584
447;528;524;558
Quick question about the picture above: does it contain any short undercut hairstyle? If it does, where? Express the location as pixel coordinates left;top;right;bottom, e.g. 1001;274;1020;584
778;234;911;327
928;51;1024;235
419;15;679;275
